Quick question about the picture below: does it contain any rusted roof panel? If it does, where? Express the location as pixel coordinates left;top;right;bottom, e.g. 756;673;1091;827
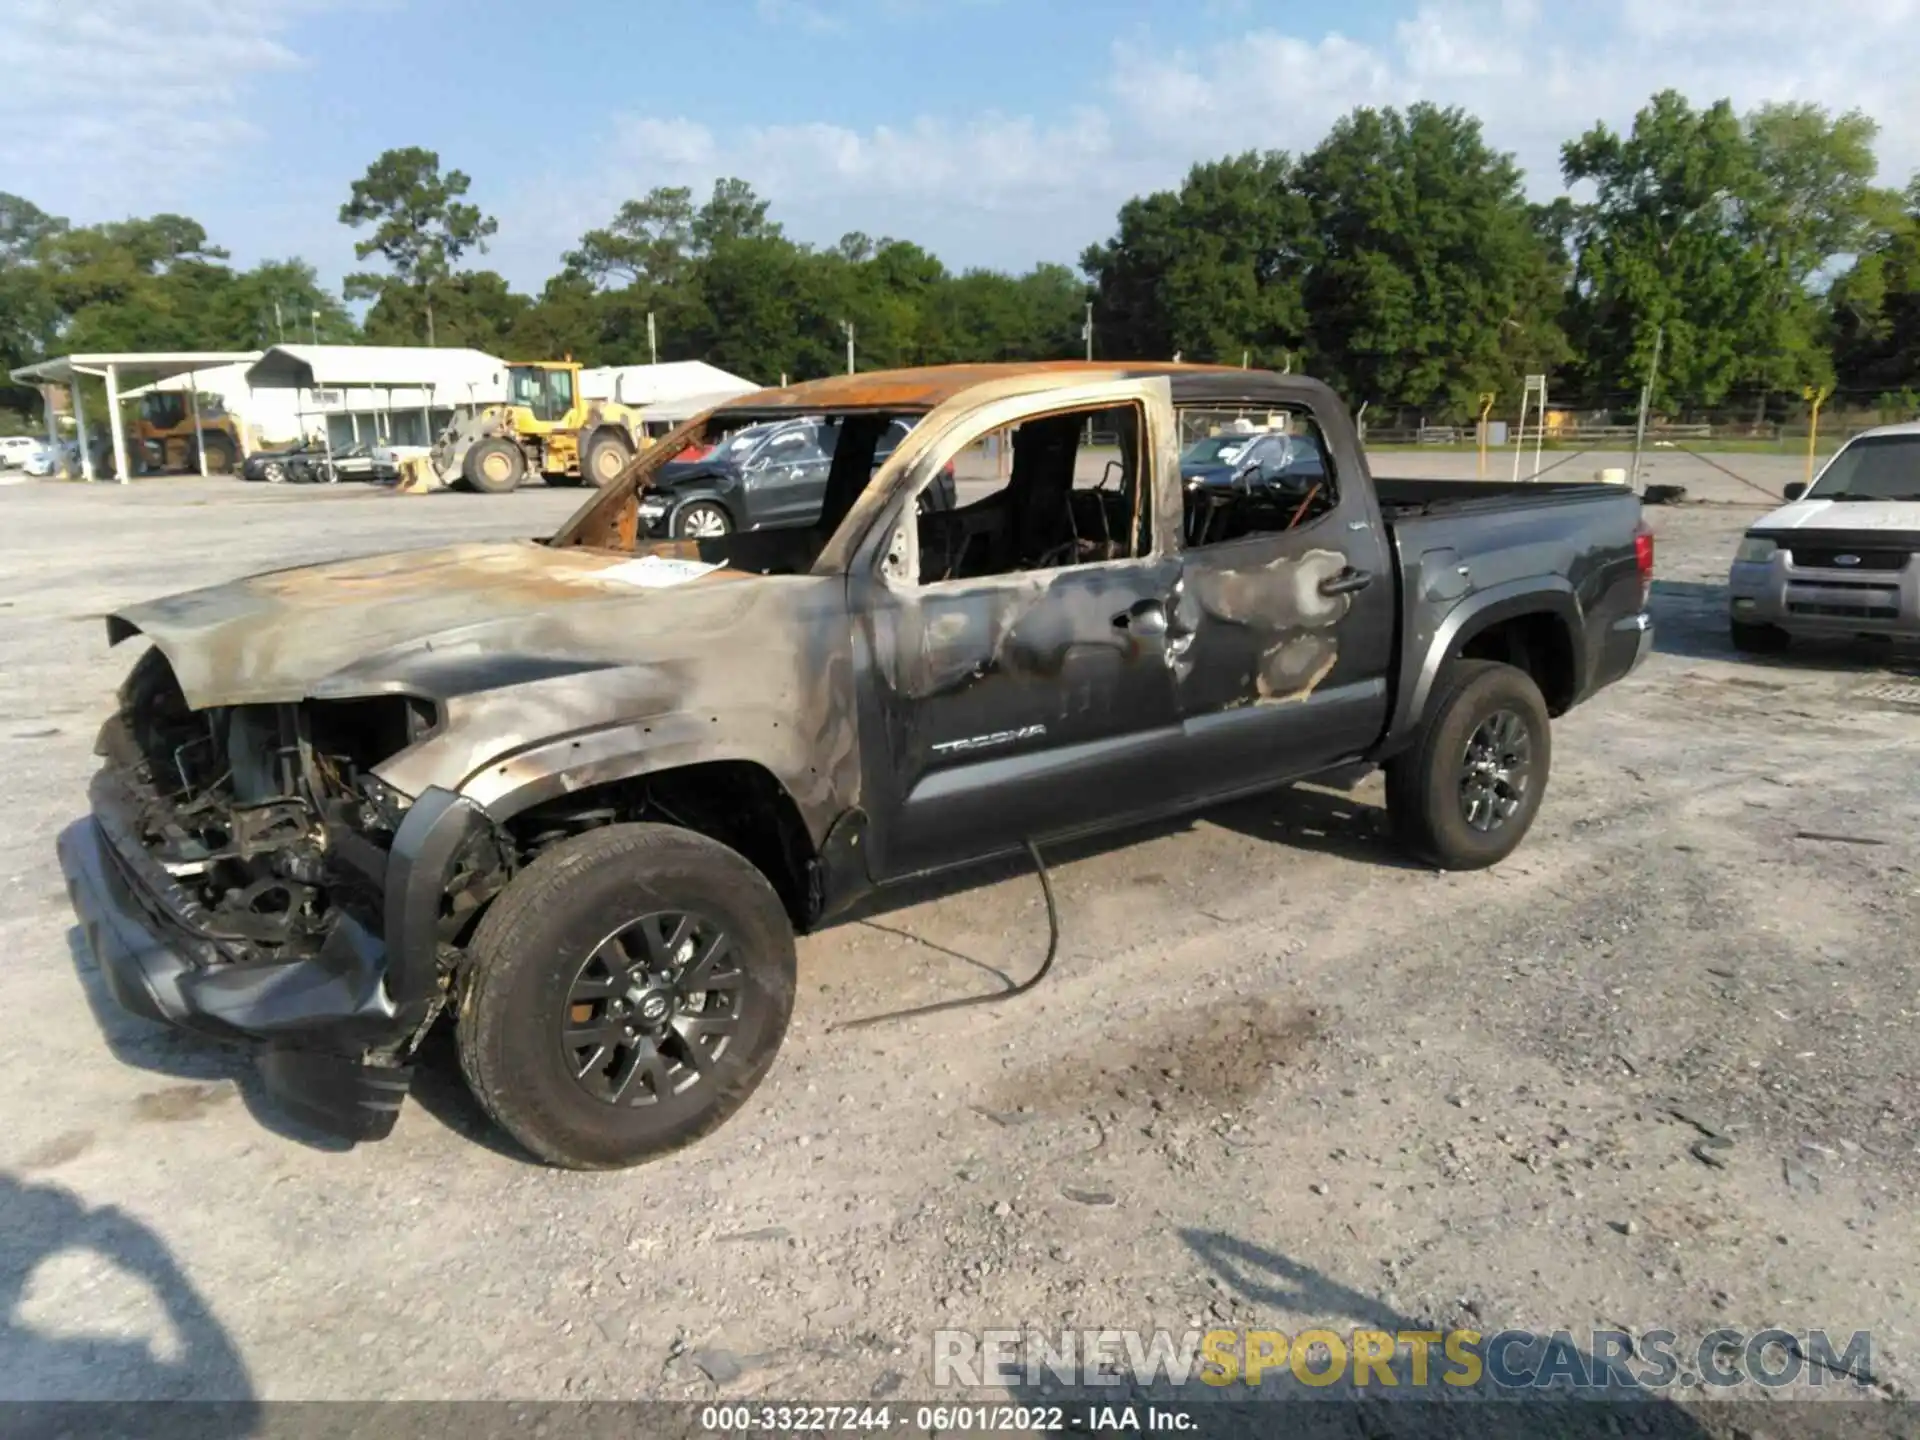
716;361;1247;414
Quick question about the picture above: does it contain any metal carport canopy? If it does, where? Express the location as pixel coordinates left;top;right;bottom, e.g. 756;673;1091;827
244;345;507;454
243;344;505;392
8;351;259;483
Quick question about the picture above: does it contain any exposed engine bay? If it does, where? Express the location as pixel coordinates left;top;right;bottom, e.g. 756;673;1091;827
99;647;434;967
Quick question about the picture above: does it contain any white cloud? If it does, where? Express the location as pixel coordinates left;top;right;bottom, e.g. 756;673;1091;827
591;0;1920;276
0;0;358;220
566;107;1125;274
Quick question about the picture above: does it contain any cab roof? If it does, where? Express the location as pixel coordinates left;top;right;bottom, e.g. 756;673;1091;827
713;361;1262;416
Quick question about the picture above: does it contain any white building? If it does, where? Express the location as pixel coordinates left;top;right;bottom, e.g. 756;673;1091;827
244;344;510;450
579;360;759;421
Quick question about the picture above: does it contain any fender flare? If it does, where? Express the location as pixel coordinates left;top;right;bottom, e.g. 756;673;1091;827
1388;578;1585;749
455;710;839;845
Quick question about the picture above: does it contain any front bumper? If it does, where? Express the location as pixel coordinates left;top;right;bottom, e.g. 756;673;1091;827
60;774;485;1140
1729;553;1920;637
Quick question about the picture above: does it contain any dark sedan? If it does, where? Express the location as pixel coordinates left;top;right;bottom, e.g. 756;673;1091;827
1180;431;1324;494
638;417;956;539
240;439;321;484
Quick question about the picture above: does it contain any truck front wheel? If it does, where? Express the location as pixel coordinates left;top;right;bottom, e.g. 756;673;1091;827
455;823;796;1169
463;438;527;494
1385;659;1550;870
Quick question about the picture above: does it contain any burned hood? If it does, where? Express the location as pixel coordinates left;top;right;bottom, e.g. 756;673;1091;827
107;540;806;708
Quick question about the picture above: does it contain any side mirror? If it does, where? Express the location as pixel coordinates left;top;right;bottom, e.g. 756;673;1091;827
1783;481;1807;502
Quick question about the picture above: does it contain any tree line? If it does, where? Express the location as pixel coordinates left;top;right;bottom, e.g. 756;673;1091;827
4;89;1917;427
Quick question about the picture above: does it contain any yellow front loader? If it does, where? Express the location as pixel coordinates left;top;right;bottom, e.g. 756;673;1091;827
423;360;642;495
134;392;246;474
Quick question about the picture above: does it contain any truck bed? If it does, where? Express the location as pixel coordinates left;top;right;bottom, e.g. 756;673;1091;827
1372;476;1627;520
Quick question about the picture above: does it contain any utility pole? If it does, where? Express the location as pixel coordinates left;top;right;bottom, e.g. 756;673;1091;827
842;320;855;375
273;299;284;342
1630;323;1664;491
1083;302;1093;362
647;312;658;366
310;310;321;345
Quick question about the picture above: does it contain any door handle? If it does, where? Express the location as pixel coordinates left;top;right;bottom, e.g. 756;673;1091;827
1319;567;1374;596
1113;598;1168;636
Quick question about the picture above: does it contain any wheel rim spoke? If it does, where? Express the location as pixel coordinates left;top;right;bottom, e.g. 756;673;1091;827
1459;708;1532;834
560;909;747;1107
566;1018;629;1049
680;931;738;992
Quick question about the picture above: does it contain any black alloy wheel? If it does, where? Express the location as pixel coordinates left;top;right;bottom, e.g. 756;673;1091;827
561;910;749;1106
456;822;796;1169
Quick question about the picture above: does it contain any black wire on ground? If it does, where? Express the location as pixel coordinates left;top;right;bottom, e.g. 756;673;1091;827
831;838;1060;1031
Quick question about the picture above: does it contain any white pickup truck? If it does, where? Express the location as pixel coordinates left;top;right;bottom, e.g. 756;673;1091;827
1728;422;1920;651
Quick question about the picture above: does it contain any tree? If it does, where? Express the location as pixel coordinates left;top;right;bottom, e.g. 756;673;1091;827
1736;103;1889;412
0;195;67;419
1083;152;1309;368
216;259;355;348
362;269;529;351
693;178;780;249
1560;92;1767;409
339;147;498;346
1295;105;1566;416
564;186;696;291
1083;117;1564;417
1832;177;1920;394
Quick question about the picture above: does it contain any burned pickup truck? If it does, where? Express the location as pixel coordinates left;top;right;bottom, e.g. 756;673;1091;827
61;364;1653;1168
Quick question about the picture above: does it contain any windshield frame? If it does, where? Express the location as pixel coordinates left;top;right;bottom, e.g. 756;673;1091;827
1804;432;1920;503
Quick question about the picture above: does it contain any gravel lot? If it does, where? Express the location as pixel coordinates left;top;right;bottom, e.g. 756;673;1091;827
0;456;1913;1429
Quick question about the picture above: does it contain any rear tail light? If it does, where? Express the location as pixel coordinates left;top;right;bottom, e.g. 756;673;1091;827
1634;520;1654;607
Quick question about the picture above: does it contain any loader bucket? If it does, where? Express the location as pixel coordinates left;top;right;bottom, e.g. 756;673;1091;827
392;455;441;495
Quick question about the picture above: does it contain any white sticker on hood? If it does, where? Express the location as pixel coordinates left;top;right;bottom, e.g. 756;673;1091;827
596;555;725;588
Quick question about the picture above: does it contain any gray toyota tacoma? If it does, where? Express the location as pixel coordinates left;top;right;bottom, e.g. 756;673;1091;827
60;363;1654;1168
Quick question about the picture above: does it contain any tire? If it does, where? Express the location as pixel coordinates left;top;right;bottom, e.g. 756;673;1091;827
455;823;796;1170
583;432;633;488
462;438;527;495
672;500;733;539
1385;659;1551;871
1730;619;1790;655
200;437;236;475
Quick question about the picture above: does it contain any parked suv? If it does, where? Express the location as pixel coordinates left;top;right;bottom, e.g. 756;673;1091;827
1727;422;1920;651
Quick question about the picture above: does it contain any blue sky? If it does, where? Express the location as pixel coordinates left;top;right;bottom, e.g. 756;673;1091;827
5;0;1917;294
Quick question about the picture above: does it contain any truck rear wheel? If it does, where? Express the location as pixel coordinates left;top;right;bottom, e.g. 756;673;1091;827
455;823;796;1169
1385;659;1550;870
463;438;527;494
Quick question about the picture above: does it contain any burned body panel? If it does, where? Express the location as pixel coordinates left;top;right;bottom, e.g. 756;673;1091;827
859;558;1188;876
106;542;862;844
